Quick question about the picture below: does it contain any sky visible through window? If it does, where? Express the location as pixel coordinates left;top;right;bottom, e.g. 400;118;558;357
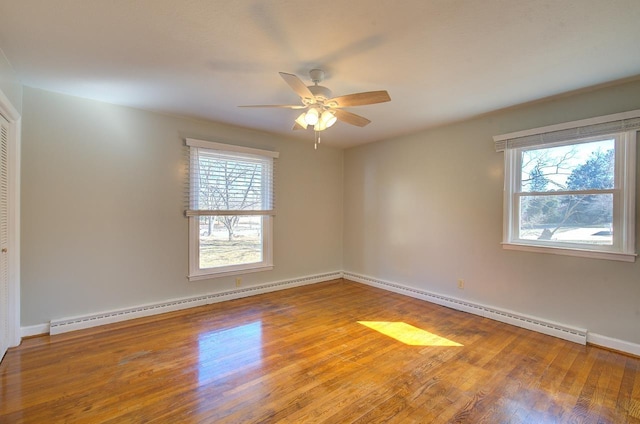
521;139;614;192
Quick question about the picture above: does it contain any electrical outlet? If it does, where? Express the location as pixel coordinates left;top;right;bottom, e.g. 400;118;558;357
235;277;242;287
457;279;464;290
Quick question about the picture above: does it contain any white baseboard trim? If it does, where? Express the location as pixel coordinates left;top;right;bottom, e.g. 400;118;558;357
21;323;50;338
42;271;342;336
588;333;640;357
343;271;588;345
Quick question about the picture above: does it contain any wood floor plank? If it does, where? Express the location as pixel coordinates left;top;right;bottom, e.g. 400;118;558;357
1;278;639;423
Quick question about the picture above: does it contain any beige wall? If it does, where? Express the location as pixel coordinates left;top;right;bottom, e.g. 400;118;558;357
0;49;22;114
20;87;343;326
343;79;640;345
17;77;640;346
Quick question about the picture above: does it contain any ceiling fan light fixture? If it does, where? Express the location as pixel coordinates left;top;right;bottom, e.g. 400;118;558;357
311;110;338;132
304;108;319;125
321;110;337;128
295;112;308;129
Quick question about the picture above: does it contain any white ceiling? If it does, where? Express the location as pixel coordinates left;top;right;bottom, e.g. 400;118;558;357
1;0;640;148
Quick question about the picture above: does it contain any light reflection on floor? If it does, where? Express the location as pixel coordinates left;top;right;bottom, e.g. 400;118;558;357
197;321;263;384
358;321;463;346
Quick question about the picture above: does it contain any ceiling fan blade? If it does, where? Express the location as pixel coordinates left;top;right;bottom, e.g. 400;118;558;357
238;104;306;109
333;109;371;127
328;90;391;107
279;72;314;99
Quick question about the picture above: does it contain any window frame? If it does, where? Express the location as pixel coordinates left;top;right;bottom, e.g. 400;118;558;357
188;215;274;280
186;139;278;280
496;113;638;262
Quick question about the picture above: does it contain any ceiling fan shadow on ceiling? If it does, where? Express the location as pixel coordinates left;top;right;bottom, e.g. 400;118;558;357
239;69;391;148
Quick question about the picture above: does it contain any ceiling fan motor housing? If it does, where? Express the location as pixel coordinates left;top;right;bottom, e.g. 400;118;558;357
306;69;332;101
308;85;332;100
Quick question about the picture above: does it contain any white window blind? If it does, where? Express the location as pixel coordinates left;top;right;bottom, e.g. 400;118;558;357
494;109;640;152
186;139;278;217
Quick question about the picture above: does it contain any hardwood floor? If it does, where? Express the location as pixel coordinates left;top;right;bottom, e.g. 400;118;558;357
1;279;639;423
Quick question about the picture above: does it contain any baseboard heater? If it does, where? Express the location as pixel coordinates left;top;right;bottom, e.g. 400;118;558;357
49;272;343;335
343;272;587;345
48;270;588;345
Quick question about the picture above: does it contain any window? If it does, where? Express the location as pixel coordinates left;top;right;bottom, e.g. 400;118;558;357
495;111;639;262
186;139;278;280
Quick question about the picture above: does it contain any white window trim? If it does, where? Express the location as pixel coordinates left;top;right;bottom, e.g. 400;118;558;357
186;138;278;280
495;111;638;262
186;138;279;158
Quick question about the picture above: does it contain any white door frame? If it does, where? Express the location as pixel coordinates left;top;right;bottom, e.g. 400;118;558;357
0;88;21;351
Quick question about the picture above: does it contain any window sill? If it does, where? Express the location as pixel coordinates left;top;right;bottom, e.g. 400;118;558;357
501;242;636;262
188;265;274;281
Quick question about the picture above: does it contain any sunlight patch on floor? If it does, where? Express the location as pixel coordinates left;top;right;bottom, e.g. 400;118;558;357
358;321;463;346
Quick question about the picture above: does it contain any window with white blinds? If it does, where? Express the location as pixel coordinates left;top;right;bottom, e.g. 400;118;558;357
494;110;637;262
186;139;279;280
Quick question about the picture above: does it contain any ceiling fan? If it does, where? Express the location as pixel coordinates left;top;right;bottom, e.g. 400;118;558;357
240;69;390;146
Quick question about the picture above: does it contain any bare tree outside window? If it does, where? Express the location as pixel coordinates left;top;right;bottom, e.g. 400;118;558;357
519;139;615;245
198;157;262;241
194;152;268;269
